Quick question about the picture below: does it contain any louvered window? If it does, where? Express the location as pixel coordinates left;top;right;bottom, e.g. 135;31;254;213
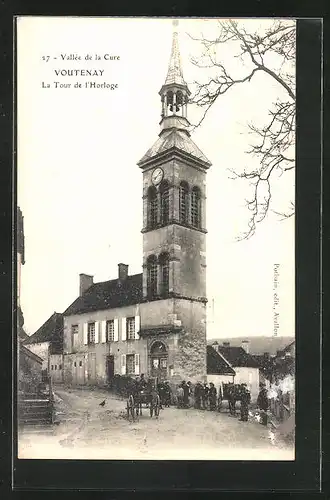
179;181;189;224
160;181;170;225
159;252;169;296
148;186;158;228
147;255;158;298
191;186;201;228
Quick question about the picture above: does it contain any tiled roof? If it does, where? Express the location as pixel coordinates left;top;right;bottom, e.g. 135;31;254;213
218;346;259;368
208;336;295;356
20;344;43;364
138;129;211;166
64;273;143;316
207;345;236;375
25;312;63;354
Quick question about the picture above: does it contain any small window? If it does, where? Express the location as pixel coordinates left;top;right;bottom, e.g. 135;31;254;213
106;319;115;342
71;324;79;348
126;317;135;341
51;365;54;370
79;361;82;367
59;364;62;370
74;361;77;367
88;322;95;344
126;354;135;375
161;358;167;368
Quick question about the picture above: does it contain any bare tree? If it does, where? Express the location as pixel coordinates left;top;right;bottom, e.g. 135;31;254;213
189;19;295;239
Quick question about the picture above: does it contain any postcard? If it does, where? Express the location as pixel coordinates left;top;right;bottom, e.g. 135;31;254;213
16;16;295;461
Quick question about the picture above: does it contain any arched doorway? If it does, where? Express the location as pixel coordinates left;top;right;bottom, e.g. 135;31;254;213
150;341;168;380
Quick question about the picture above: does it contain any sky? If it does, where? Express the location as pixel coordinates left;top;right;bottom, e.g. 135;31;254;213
17;17;295;339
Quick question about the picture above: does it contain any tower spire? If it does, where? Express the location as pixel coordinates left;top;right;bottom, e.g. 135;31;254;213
159;20;191;134
164;20;186;87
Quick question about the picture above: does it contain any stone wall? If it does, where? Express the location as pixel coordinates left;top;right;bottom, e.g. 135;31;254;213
18;347;42;395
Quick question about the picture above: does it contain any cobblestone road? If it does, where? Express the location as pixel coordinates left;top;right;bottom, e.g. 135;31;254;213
18;386;294;460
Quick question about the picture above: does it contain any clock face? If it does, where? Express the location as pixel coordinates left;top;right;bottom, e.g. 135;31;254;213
151;167;164;186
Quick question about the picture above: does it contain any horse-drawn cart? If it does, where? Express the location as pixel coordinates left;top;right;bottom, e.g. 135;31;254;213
126;377;161;421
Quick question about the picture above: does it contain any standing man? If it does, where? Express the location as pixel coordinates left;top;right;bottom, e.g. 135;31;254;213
164;381;172;407
186;381;193;407
139;373;147;391
257;383;269;425
177;383;184;409
239;384;251;421
157;380;165;409
227;383;235;416
194;381;202;409
217;383;223;412
208;382;217;411
202;382;209;410
182;381;190;409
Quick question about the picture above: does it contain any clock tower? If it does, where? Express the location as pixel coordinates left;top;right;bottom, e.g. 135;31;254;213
137;23;212;382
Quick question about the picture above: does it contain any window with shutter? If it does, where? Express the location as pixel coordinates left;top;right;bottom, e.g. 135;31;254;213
114;318;119;341
135;315;140;339
95;322;99;343
83;323;88;345
87;323;95;344
134;354;140;375
100;321;106;343
121;354;126;375
126;354;135;375
106;320;115;342
121;317;127;341
71;325;79;349
126;317;135;340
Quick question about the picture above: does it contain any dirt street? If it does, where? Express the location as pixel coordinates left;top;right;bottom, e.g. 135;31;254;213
18;386;294;460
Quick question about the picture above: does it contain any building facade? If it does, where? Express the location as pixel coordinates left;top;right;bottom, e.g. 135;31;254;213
62;27;212;386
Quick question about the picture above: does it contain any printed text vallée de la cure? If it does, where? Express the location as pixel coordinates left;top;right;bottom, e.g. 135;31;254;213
41;53;120;90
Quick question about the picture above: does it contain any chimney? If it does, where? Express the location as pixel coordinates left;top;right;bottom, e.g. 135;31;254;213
211;341;219;351
118;263;129;282
223;341;230;347
241;340;250;354
79;273;94;296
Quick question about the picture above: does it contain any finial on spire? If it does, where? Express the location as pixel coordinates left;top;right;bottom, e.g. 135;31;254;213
172;19;179;31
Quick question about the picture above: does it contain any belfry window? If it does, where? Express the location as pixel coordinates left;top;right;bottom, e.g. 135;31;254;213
159;252;170;296
147;255;158;298
191;186;201;228
179;181;189;224
160;181;170;225
148;186;158;228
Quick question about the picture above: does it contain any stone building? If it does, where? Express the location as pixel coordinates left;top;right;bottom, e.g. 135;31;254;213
24;312;64;374
61;26;212;386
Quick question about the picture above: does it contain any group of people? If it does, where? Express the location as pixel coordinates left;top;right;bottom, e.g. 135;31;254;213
133;375;269;425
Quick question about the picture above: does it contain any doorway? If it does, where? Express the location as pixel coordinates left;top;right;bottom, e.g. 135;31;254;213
106;355;114;382
150;341;168;380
